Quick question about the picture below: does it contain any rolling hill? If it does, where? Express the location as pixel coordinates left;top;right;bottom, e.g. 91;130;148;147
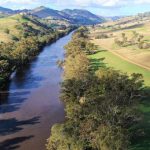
62;9;105;24
0;6;105;25
0;6;13;14
0;14;54;43
30;7;104;25
30;6;65;19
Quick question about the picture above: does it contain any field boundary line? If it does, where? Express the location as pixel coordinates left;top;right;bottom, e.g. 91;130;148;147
99;45;150;71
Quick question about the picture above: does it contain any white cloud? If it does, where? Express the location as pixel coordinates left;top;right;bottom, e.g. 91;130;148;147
0;0;35;5
136;0;150;4
54;0;128;7
0;0;150;8
51;0;150;7
0;0;55;6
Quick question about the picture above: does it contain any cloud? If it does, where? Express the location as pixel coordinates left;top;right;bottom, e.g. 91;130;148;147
53;0;129;7
0;0;34;5
0;0;54;6
136;0;150;4
0;0;150;8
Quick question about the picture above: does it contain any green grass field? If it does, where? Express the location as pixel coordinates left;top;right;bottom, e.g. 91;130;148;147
90;50;150;86
89;49;150;150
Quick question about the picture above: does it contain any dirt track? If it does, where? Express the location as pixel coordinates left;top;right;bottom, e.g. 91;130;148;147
107;49;150;70
92;39;150;71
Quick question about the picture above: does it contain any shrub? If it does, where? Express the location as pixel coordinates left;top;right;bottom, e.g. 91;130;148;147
115;38;123;46
11;35;19;41
23;32;29;38
95;33;109;39
142;43;150;49
138;42;150;49
4;28;10;34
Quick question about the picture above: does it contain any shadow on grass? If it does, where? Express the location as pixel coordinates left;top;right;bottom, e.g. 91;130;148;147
89;49;108;71
130;87;150;150
90;58;107;71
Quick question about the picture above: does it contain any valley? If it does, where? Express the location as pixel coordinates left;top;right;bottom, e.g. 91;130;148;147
0;4;150;150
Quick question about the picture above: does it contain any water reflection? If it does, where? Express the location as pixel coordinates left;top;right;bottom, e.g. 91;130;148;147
0;116;40;136
0;136;34;150
0;91;30;114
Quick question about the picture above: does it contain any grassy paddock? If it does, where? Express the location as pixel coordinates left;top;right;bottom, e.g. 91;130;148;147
89;50;150;86
89;20;150;69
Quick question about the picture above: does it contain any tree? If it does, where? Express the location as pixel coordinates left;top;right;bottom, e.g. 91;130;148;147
131;31;139;44
48;68;143;150
137;35;144;43
11;35;19;41
4;28;10;34
121;33;128;46
64;52;90;80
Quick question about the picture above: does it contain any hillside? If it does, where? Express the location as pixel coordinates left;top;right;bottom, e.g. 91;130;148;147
0;12;9;18
30;6;65;19
62;9;104;24
89;13;150;77
0;6;105;25
0;13;75;90
0;6;13;14
0;14;54;43
31;7;105;25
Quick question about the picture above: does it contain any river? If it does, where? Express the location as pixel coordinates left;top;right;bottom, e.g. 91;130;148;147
0;31;73;150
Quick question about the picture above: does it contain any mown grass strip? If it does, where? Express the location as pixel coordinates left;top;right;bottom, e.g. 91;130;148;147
89;50;150;86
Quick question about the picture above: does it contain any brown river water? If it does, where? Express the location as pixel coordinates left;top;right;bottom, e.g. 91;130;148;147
0;32;73;150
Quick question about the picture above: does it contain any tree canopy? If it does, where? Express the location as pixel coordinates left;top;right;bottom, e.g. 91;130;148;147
47;27;144;150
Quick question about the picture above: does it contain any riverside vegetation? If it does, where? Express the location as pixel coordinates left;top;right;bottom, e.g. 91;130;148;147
47;27;147;150
0;14;75;89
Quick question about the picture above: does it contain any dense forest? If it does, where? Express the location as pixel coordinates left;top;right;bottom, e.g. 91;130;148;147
47;27;145;150
0;14;75;89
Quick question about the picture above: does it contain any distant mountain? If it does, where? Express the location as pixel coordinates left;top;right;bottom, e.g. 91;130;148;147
105;16;124;21
0;6;29;15
0;6;13;14
30;6;105;25
0;6;105;25
110;16;124;21
62;9;105;24
30;6;65;19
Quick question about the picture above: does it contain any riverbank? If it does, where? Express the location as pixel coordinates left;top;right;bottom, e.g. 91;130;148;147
0;31;74;150
0;26;76;90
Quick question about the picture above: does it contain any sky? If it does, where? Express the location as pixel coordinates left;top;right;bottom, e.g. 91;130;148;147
0;0;150;16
